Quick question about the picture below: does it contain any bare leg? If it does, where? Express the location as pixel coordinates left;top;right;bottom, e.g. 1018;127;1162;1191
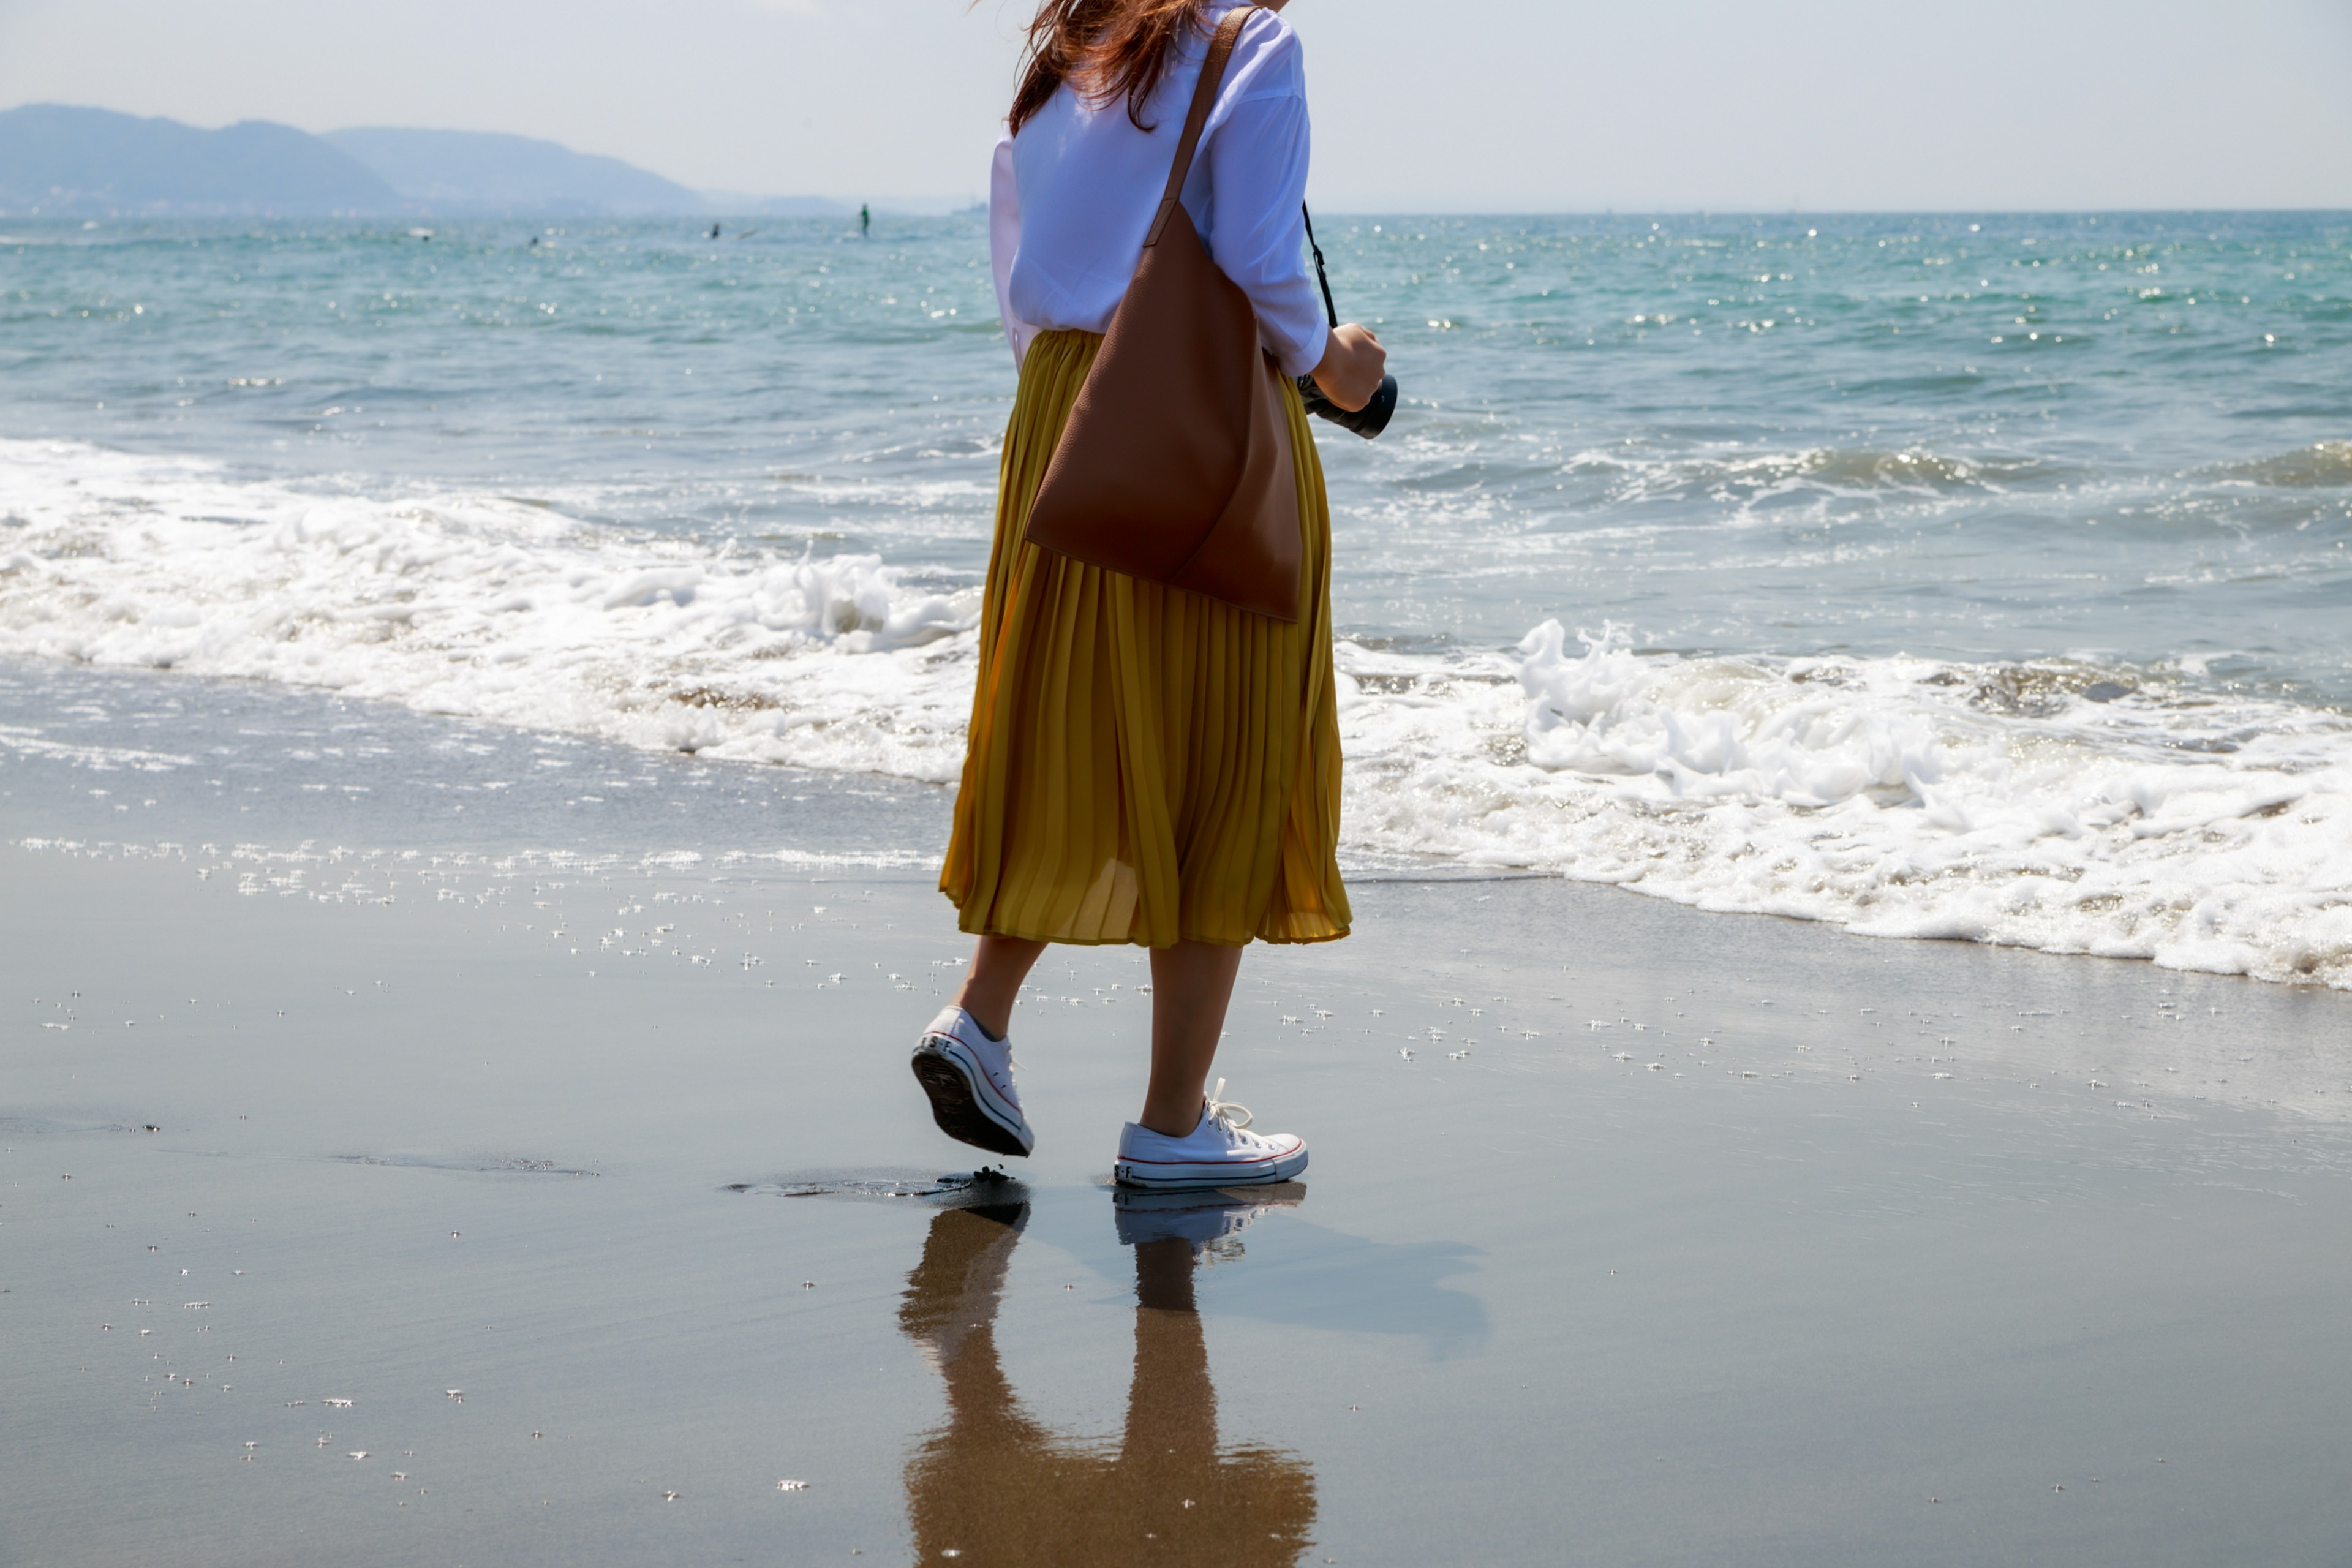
951;934;1046;1042
1140;941;1244;1137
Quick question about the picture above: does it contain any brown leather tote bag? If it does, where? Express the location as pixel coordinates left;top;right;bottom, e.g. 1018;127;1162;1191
1020;5;1303;623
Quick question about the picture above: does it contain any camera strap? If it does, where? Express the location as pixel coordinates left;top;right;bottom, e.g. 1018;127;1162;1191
1302;205;1340;330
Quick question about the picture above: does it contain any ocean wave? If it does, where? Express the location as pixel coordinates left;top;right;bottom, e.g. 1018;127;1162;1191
1339;627;2352;989
1550;444;2066;508
0;723;194;771
0;437;981;781
2215;440;2352;489
4;436;2347;990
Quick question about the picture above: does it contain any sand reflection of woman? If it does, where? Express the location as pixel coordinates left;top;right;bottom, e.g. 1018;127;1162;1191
911;0;1384;1189
900;1198;1316;1565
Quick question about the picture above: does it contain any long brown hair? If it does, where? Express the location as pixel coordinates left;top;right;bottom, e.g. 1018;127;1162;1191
1003;0;1219;137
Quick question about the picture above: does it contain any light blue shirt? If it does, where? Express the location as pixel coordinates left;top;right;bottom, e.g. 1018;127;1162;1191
989;2;1327;379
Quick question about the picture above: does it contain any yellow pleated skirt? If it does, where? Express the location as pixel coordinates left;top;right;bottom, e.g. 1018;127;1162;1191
940;328;1351;948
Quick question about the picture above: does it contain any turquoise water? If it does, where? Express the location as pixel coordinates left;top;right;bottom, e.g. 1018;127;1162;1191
5;211;2346;692
3;213;2349;984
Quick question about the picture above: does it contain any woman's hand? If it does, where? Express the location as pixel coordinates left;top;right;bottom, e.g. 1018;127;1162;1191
1310;323;1387;413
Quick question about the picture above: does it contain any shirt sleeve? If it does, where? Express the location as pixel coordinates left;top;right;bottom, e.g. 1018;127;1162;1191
1197;35;1327;379
987;129;1039;367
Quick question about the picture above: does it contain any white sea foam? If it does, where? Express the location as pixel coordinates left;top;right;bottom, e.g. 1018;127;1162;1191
0;437;981;781
5;437;2348;989
0;724;193;771
1337;627;2352;989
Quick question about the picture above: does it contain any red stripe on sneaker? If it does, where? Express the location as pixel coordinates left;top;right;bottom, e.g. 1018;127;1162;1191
1113;1145;1302;1166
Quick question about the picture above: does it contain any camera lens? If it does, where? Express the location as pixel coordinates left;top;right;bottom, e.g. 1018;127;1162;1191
1295;373;1398;440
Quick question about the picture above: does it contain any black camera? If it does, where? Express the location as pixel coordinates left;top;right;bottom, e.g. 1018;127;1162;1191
1295;206;1398;441
1297;370;1399;439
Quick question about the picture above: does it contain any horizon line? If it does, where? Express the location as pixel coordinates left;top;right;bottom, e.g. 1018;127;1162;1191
7;205;2351;219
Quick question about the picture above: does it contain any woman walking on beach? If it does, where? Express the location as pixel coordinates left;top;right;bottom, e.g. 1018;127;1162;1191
912;0;1385;1189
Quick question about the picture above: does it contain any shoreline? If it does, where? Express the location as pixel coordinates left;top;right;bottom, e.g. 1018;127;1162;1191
7;200;2350;1564
6;647;2347;998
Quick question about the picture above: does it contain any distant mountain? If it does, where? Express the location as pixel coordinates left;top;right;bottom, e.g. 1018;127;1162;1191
0;104;397;216
859;195;989;218
700;190;853;217
698;193;985;219
0;103;884;220
325;127;706;216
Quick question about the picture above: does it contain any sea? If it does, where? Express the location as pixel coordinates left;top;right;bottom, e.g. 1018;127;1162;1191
2;211;2347;987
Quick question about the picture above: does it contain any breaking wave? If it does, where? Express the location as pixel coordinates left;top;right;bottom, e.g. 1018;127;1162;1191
4;436;2347;989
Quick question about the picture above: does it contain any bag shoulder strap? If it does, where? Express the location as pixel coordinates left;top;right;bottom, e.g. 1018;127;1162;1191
1143;5;1256;247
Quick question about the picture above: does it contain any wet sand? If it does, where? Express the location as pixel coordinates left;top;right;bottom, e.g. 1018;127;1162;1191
6;839;2352;1566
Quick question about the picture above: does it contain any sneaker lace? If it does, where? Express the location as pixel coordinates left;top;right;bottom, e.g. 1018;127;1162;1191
951;1009;1020;1073
974;1024;1020;1075
1205;1078;1253;1133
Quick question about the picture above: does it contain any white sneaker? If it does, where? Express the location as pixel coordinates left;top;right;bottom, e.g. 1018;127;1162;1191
910;1006;1033;1158
1114;1080;1307;1191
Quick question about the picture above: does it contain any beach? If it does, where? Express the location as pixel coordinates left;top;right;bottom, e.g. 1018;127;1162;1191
7;738;2352;1564
4;208;2350;1564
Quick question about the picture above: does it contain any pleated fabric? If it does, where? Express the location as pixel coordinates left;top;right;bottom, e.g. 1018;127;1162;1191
941;328;1351;948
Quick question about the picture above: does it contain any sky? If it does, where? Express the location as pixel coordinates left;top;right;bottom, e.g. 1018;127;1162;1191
3;0;2351;211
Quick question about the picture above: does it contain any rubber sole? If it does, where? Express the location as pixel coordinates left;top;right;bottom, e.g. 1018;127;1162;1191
1113;1142;1308;1191
911;1050;1031;1159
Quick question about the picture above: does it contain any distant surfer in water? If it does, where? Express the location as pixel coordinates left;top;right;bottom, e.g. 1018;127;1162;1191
861;203;870;237
710;222;722;239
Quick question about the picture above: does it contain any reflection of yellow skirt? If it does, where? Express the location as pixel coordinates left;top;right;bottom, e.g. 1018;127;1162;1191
941;328;1351;948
